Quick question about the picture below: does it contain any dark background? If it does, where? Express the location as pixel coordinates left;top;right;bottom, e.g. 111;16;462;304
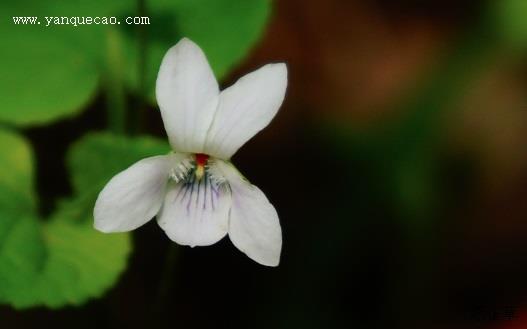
3;0;527;328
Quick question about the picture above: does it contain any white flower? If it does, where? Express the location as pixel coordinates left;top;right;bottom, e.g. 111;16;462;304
93;38;287;266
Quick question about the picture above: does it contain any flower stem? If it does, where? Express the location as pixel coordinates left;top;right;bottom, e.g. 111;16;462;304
131;0;148;134
150;244;179;325
104;27;127;135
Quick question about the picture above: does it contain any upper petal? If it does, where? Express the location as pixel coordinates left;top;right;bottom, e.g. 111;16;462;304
156;38;219;153
203;63;288;160
94;155;173;233
157;163;231;247
216;161;282;266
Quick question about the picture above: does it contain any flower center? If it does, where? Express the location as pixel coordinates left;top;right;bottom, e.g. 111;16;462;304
170;153;225;186
194;153;209;180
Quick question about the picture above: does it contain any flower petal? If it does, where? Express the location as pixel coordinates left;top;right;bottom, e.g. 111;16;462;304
203;63;288;160
94;155;173;233
216;161;282;266
156;38;219;153
157;169;231;247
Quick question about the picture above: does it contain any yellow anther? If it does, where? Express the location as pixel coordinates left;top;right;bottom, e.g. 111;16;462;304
195;164;205;180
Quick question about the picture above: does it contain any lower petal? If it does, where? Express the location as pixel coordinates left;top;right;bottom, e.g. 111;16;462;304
94;155;173;233
217;161;282;266
157;172;231;247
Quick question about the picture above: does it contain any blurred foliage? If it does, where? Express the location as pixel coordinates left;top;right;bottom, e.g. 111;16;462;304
493;0;527;49
0;130;170;308
316;5;527;325
0;0;271;125
327;21;497;226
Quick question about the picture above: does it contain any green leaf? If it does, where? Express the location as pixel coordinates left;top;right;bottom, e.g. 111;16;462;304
67;132;170;194
30;203;130;308
0;199;130;309
0;21;99;126
0;128;122;309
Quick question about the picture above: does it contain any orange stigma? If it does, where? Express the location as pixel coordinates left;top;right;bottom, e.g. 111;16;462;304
195;153;209;180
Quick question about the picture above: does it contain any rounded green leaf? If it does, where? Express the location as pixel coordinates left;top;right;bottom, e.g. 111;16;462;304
0;1;119;126
0;15;99;126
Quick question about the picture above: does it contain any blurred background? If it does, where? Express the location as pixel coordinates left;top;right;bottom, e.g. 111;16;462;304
2;0;527;328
